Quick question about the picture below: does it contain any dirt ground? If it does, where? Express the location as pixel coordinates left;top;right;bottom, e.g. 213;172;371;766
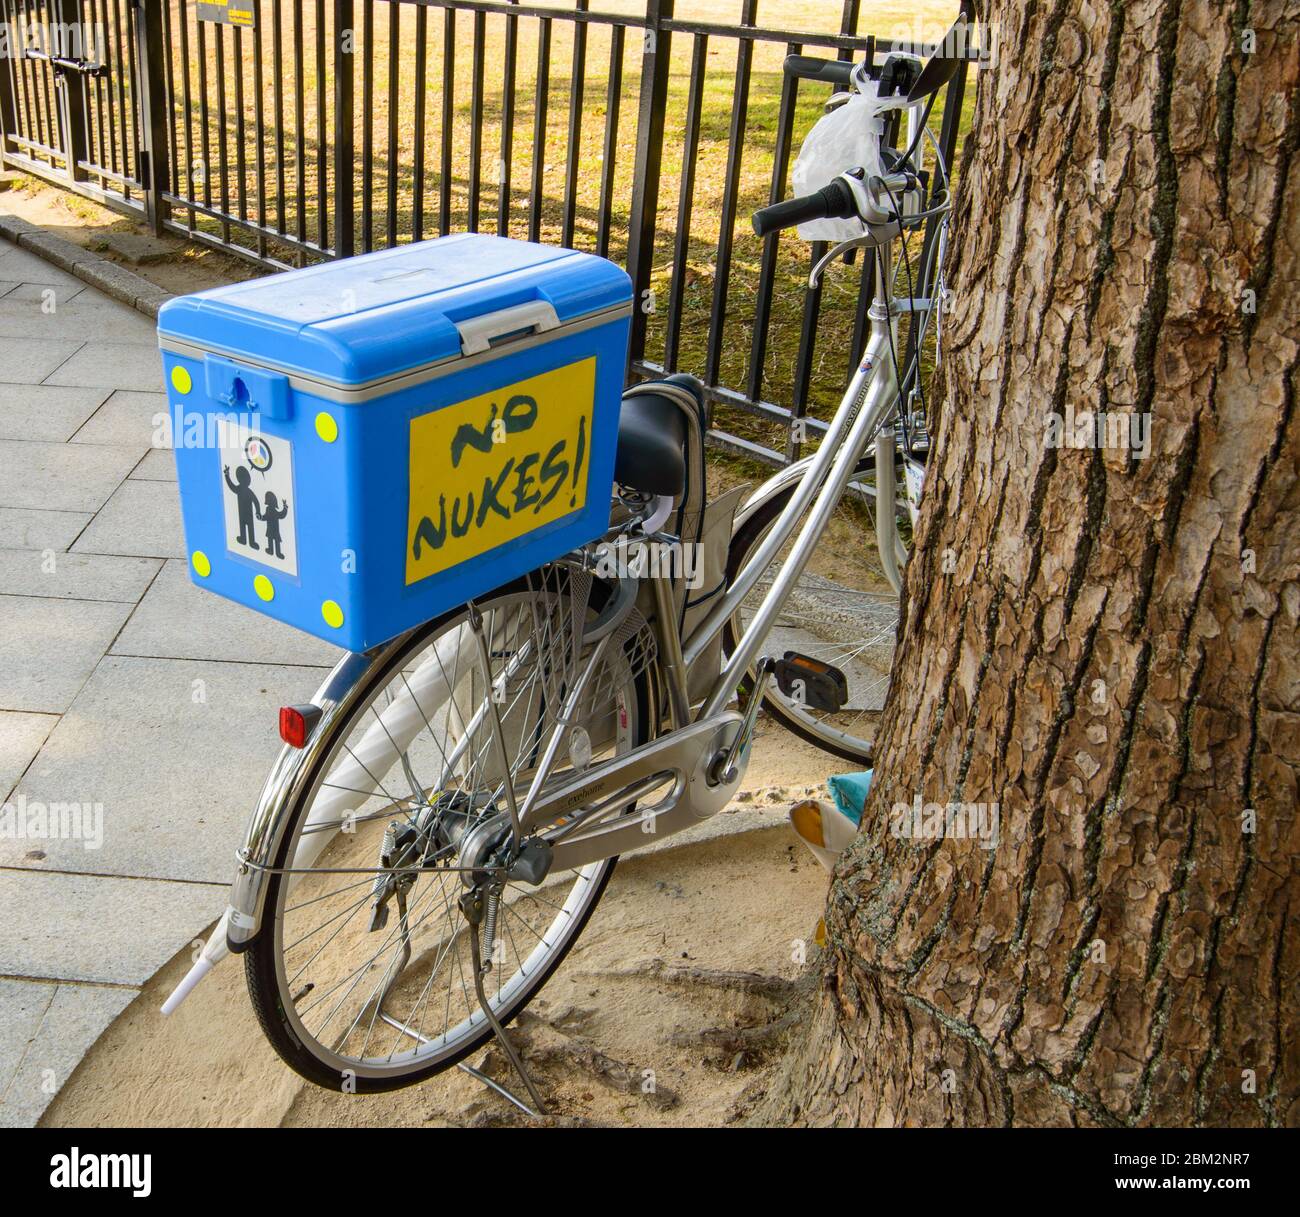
0;179;260;294
42;721;856;1128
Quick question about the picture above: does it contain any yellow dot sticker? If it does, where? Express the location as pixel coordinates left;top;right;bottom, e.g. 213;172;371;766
321;600;344;629
315;411;338;443
191;551;211;578
170;365;192;395
254;574;275;602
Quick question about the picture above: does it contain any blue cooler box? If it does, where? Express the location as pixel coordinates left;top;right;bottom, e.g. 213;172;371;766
158;234;632;652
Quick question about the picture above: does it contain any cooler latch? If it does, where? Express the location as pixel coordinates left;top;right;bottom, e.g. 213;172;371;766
454;300;561;356
204;354;291;421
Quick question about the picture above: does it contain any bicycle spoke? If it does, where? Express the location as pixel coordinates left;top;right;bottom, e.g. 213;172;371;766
263;575;651;1083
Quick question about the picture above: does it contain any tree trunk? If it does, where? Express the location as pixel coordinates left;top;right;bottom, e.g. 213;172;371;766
768;0;1299;1126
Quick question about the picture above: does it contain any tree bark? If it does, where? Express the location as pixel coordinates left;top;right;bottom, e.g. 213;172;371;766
767;0;1299;1126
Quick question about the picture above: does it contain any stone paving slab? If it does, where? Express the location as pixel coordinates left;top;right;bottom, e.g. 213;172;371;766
70;478;186;559
41;341;163;393
112;559;341;668
0;294;158;342
0;384;111;443
11;234;98;277
2;282;86;305
0;869;227;985
99;232;173;265
70;389;168;449
1;654;328;883
0;439;141;514
0;709;57;802
0;550;160;603
0;977;137;1128
0;337;83;385
128;449;176;482
0;595;134;714
0;508;92;552
0;247;82;287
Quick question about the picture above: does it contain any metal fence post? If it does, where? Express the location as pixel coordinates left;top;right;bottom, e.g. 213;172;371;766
57;2;92;184
625;0;674;374
333;0;355;258
0;9;17;171
133;0;171;233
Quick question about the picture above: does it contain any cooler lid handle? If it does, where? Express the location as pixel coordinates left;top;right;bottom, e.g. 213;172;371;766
453;299;561;356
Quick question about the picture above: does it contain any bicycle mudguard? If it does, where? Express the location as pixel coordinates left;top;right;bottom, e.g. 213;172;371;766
224;624;473;953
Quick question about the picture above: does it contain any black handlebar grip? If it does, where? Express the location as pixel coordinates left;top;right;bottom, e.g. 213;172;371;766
783;55;859;86
751;179;859;238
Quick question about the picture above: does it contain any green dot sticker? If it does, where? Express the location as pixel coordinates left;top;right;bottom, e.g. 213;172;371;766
191;550;211;578
254;574;275;602
171;365;192;395
321;600;344;629
315;411;338;443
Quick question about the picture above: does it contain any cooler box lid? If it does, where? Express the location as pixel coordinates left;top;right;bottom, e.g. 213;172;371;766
156;233;633;389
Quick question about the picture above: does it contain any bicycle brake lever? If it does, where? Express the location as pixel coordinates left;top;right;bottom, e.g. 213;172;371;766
809;233;889;288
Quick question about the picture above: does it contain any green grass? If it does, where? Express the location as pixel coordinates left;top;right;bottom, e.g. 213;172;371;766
149;0;974;449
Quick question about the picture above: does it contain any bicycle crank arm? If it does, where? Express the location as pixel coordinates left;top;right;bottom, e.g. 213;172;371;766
525;710;747;871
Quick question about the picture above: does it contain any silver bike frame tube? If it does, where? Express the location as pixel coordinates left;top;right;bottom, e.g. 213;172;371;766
875;428;904;594
699;305;899;720
680;329;888;673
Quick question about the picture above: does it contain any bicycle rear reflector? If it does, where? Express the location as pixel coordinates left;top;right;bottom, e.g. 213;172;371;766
773;653;850;713
279;704;322;749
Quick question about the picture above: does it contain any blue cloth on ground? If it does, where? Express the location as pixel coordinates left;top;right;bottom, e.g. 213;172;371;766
826;770;874;826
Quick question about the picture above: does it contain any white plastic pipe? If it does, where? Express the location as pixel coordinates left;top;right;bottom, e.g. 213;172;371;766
160;909;229;1015
644;494;674;536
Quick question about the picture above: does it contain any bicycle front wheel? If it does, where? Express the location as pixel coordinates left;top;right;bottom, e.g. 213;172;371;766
723;470;906;765
245;566;654;1092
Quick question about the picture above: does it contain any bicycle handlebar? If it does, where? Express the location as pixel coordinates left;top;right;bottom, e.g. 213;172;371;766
783;55;858;86
751;178;860;238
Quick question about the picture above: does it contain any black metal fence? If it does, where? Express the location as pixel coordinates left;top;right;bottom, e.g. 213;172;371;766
0;0;970;466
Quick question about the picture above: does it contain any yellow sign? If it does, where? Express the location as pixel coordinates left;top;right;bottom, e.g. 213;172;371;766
197;0;255;28
406;358;596;586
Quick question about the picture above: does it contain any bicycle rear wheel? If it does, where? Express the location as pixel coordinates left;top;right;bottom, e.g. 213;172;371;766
245;567;654;1092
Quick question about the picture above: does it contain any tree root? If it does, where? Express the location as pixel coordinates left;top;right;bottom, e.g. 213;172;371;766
476;1010;680;1111
669;1009;804;1057
586;956;802;1001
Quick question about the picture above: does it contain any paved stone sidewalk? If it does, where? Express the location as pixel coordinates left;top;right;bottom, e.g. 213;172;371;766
0;235;344;1125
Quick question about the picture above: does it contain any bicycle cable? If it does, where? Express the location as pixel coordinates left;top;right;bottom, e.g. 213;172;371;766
881;99;954;455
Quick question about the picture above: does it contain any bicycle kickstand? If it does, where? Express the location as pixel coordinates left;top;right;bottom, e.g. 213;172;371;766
459;885;549;1119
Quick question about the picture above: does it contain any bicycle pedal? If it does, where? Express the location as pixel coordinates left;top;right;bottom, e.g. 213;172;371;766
773;652;849;712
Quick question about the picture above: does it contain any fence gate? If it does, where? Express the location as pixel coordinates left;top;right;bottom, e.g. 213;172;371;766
0;0;168;218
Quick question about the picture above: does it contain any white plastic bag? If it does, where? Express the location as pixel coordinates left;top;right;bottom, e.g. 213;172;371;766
790;80;889;243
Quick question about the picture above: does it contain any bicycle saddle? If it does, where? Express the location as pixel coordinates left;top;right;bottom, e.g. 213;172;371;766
614;374;704;498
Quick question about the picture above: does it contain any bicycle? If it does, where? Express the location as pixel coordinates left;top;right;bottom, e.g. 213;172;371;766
164;20;968;1106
